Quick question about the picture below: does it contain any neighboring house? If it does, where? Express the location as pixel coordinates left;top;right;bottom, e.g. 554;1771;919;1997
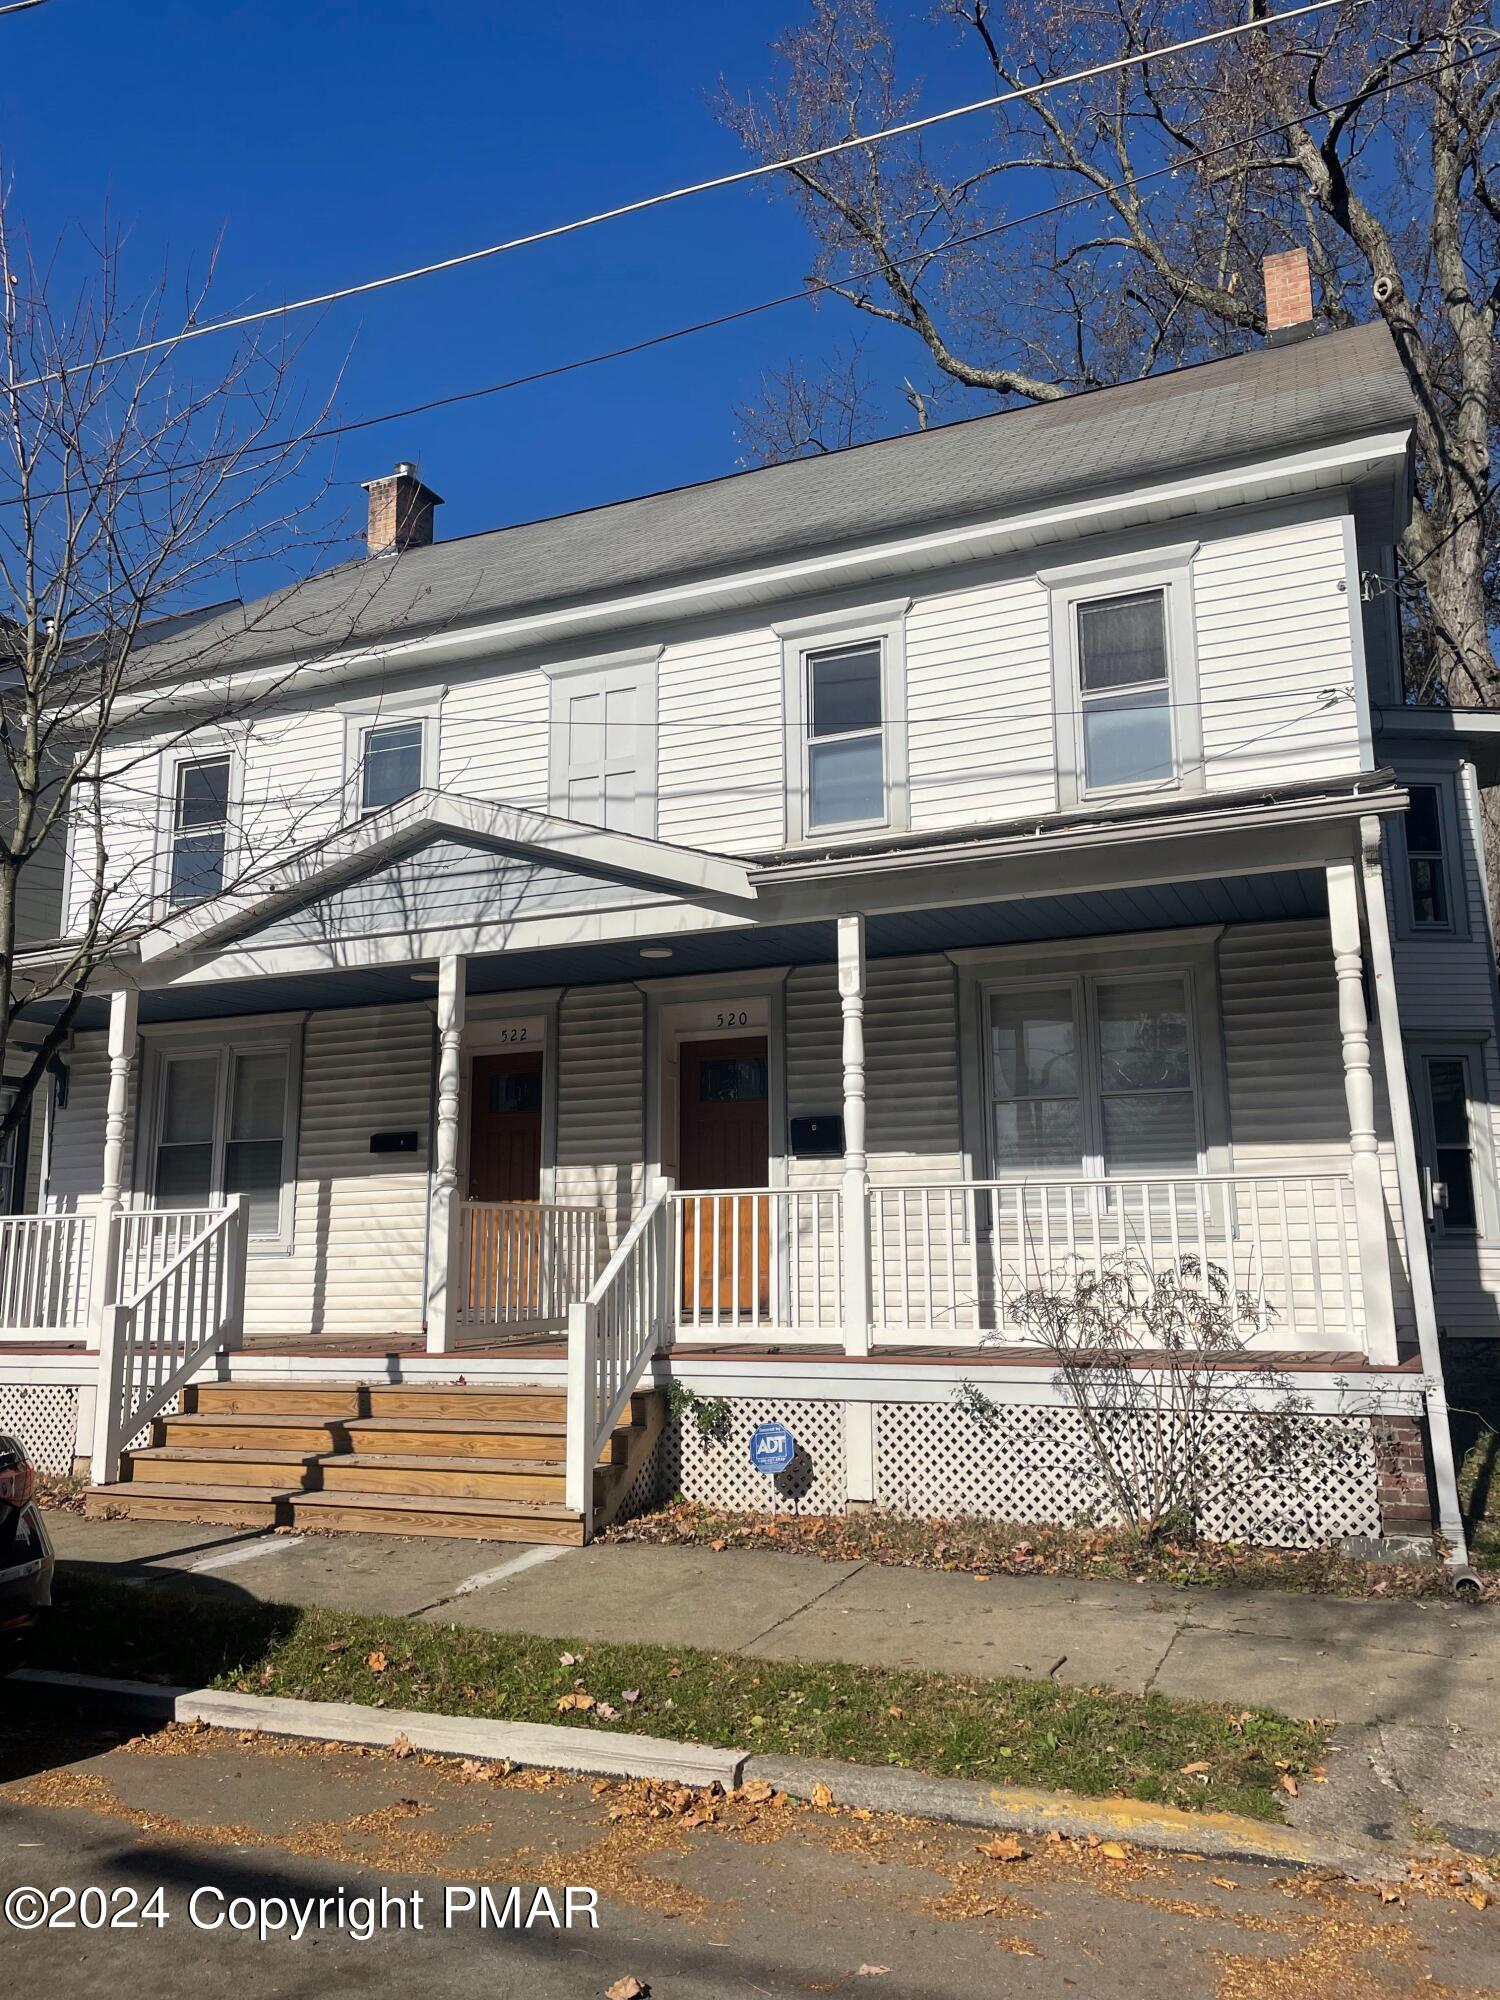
1;252;1493;1555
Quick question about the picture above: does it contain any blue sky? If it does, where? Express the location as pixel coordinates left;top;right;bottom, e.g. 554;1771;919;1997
0;0;984;553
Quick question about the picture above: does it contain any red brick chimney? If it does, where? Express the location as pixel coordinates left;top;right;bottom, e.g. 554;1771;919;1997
1263;248;1314;343
362;460;443;557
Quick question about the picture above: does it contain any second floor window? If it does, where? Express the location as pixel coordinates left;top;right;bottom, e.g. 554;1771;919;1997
168;755;231;905
1405;784;1450;928
361;719;424;813
806;642;885;830
1074;589;1173;791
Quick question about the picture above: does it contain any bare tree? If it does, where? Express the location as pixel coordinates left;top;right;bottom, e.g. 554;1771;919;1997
720;0;1499;704
0;192;364;1168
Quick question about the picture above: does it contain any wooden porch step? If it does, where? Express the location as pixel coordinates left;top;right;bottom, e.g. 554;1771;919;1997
123;1446;323;1491
185;1382;602;1426
157;1411;629;1464
83;1481;585;1544
317;1454;568;1503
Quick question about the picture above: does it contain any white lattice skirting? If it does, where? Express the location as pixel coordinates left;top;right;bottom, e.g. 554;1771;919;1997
0;1384;82;1476
620;1398;1382;1548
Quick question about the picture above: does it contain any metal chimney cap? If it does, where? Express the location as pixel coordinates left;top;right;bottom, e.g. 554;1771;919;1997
392;460;419;480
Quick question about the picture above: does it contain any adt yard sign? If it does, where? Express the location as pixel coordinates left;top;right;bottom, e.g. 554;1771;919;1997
748;1421;797;1477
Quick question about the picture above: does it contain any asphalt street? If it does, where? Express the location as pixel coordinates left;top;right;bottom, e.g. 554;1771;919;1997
0;1696;1494;1999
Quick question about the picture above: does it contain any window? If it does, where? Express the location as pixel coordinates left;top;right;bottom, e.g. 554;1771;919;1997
1041;544;1201;808
988;972;1199;1178
1405;784;1450;929
1075;591;1172;790
1412;1049;1489;1235
168;755;231;905
150;1039;295;1240
360;719;424;813
543;648;659;837
777;601;910;844
807;642;885;830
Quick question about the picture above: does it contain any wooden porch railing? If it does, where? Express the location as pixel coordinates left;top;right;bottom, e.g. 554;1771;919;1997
869;1175;1363;1345
90;1196;249;1483
456;1200;605;1329
671;1187;843;1338
0;1212;95;1339
565;1180;674;1524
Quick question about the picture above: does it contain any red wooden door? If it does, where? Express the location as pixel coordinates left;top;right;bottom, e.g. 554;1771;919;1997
678;1037;770;1320
467;1051;544;1314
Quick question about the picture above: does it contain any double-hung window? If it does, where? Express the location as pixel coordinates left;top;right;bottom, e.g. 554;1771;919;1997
987;972;1200;1179
777;602;910;843
1411;1046;1493;1236
167;755;232;905
360;719;425;813
151;1038;296;1242
1403;784;1451;930
1042;545;1201;808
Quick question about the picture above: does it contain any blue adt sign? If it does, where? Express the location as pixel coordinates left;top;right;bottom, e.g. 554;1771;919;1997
748;1421;797;1477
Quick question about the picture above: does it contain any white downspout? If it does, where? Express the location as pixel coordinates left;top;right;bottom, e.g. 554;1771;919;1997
1359;815;1476;1585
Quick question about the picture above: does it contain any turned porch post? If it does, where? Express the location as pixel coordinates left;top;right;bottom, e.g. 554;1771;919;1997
425;954;466;1354
838;914;877;1504
1325;858;1399;1366
99;985;139;1212
89;985;137;1480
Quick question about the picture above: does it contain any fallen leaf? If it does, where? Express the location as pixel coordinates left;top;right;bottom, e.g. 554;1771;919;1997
739;1778;774;1804
1468;1891;1491;1912
976;1835;1027;1862
810;1781;834;1809
621;1688;641;1703
596;1703;621;1721
1099;1841;1130;1861
1278;1774;1299;1798
557;1692;596;1713
856;1968;892;1978
1209;1877;1238;1891
1179;1761;1211;1775
1379;1886;1404;1905
390;1734;415;1759
603;1979;649;2000
559;1651;580;1667
365;1651;388;1673
887;1706;905;1719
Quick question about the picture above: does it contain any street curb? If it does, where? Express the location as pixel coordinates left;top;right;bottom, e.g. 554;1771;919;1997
742;1754;1380;1873
13;1670;747;1791
16;1669;1380;1874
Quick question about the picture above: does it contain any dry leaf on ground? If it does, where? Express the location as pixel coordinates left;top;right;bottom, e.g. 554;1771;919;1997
810;1781;834;1809
976;1835;1028;1862
365;1651;388;1673
602;1979;649;2000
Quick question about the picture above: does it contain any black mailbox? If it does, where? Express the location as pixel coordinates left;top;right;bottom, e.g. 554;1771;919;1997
789;1114;844;1158
369;1130;419;1154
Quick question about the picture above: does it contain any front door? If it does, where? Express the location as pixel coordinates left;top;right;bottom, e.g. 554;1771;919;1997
467;1051;544;1315
678;1036;770;1321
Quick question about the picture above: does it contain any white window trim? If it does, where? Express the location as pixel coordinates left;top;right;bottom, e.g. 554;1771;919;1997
135;1018;305;1252
1406;1037;1497;1239
539;643;661;838
156;741;244;912
776;599;911;846
1039;543;1202;810
950;929;1229;1182
1392;770;1468;941
340;692;442;820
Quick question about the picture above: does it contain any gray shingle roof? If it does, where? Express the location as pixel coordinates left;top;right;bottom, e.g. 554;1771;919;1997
142;320;1413;678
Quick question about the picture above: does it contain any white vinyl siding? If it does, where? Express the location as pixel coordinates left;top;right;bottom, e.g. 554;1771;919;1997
658;626;783;852
554;984;645;1249
441;667;550;806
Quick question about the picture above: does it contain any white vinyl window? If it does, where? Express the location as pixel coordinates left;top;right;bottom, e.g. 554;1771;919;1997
150;1039;295;1241
777;602;910;844
167;754;232;905
1400;782;1457;932
1410;1045;1495;1237
1041;544;1201;808
543;648;659;837
341;699;440;820
360;718;425;813
987;972;1200;1178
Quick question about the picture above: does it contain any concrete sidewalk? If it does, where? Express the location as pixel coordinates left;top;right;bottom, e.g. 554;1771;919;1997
41;1510;1500;1851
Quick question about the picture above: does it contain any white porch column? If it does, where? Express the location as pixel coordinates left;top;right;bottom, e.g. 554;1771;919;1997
838;914;876;1505
425;954;466;1354
99;986;138;1211
1325;857;1398;1365
88;986;137;1480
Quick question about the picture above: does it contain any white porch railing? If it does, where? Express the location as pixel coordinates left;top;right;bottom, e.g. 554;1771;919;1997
869;1175;1364;1345
90;1196;250;1484
456;1200;605;1329
0;1212;95;1339
565;1180;674;1523
671;1187;843;1338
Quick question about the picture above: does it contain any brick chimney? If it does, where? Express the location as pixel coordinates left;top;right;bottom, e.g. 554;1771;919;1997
1263;248;1314;344
362;460;443;557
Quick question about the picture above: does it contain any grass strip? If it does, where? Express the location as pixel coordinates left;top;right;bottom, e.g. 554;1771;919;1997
33;1574;1322;1821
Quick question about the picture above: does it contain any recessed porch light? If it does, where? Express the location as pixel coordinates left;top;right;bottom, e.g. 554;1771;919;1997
639;947;673;959
407;968;440;983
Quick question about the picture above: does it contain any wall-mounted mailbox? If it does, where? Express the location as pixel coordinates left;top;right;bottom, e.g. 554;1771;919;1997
370;1129;420;1154
789;1113;844;1158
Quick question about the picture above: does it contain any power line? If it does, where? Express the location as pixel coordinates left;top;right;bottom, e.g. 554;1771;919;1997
1;0;1364;393
0;43;1482;517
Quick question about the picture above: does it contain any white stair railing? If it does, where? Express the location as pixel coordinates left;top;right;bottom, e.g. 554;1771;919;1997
564;1179;673;1526
90;1195;250;1484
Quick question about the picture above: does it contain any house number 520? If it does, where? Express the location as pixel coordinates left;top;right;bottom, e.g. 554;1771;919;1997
715;1009;750;1028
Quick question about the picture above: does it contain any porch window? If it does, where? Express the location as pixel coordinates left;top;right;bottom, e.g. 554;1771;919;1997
1404;785;1450;929
168;755;231;905
360;719;424;813
151;1042;293;1239
806;642;885;830
1074;590;1173;792
988;972;1199;1179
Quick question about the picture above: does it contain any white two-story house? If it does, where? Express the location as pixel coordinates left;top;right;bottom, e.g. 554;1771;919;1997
2;259;1494;1557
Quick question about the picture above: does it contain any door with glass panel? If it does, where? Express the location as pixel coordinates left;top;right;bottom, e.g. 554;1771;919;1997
677;1037;771;1323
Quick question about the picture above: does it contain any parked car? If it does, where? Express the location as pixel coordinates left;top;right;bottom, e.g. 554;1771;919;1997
0;1436;52;1670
